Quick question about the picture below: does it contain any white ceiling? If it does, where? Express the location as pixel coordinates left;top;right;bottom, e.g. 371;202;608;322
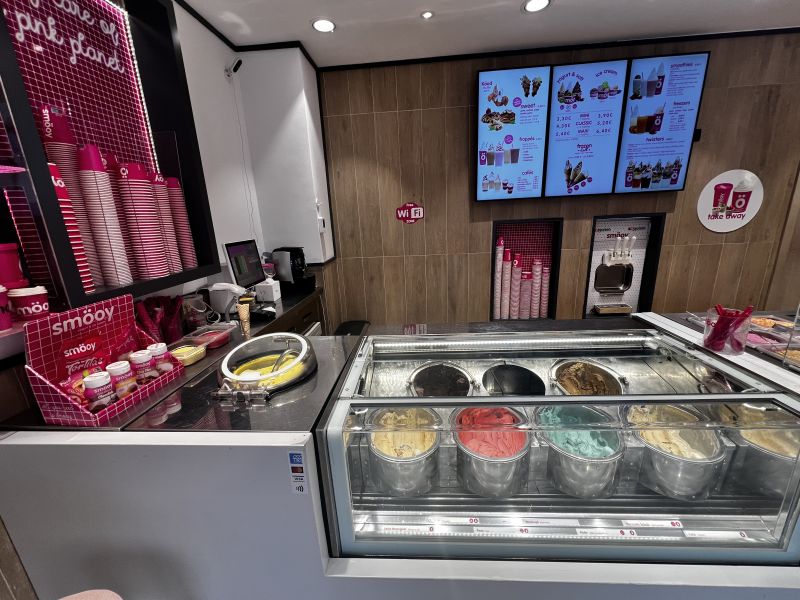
186;0;800;67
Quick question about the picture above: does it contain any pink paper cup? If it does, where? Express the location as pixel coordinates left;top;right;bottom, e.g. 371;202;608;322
7;286;49;321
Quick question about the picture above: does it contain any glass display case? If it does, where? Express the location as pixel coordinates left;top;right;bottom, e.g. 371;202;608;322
320;330;800;564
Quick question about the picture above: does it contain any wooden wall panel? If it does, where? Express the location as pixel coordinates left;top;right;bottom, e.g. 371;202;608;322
319;32;800;329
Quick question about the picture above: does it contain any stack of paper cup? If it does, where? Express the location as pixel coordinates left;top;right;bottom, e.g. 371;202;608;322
102;151;137;280
78;145;133;287
530;260;542;319
509;253;522;319
492;236;504;319
540;266;551;318
150;172;183;274
36;105;104;286
500;249;512;320
166;178;198;269
117;163;169;280
48;163;95;293
519;272;532;319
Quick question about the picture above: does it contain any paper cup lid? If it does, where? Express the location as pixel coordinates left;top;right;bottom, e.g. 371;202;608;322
147;342;168;356
129;349;153;364
7;286;47;297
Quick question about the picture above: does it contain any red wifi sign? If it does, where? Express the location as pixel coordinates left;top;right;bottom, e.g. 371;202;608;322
396;202;424;224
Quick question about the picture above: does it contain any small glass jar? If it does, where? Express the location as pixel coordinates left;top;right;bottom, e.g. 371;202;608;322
129;350;160;384
106;360;138;399
147;342;175;374
83;371;117;412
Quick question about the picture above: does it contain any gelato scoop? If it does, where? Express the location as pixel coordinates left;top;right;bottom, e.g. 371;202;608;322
370;408;438;459
537;405;620;459
456;407;528;459
629;404;718;460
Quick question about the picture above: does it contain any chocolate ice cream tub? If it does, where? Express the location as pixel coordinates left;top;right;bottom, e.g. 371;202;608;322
626;404;724;501
451;407;531;498
367;408;441;497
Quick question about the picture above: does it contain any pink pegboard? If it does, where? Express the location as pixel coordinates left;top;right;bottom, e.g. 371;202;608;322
24;294;184;427
2;0;156;170
494;221;554;271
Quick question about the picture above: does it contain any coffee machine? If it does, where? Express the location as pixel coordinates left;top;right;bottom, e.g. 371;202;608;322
273;246;316;294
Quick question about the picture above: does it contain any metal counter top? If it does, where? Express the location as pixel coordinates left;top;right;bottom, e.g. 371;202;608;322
367;318;646;335
126;336;359;432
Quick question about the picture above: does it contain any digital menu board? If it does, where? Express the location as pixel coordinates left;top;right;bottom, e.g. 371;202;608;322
614;53;709;193
477;66;550;201
545;60;628;197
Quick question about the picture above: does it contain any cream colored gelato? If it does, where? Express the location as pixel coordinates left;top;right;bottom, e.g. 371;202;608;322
630;404;716;460
719;404;800;459
370;409;437;459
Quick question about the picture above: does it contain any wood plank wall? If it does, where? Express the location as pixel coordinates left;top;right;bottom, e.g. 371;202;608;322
317;32;800;330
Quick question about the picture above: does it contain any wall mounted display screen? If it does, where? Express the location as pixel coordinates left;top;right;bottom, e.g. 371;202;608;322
614;53;709;193
545;60;628;197
477;67;550;201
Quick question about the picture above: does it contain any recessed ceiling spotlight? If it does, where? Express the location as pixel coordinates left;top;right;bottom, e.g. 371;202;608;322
420;10;435;20
521;0;550;13
312;18;336;33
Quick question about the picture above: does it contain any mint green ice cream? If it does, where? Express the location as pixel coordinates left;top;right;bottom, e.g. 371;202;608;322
537;405;620;458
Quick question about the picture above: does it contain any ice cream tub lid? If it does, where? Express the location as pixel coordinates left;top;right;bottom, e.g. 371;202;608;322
84;371;111;389
106;361;132;376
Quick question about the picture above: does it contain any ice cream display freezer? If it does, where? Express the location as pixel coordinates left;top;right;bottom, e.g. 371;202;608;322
319;330;800;564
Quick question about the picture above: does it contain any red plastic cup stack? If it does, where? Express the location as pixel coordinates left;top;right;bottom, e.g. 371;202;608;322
166;178;198;270
117;163;169;280
150;172;183;274
519;271;532;320
48;163;95;293
540;266;551;318
78;145;133;287
509;253;522;319
36;105;104;287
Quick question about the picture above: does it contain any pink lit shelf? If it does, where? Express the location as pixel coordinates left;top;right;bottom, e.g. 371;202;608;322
0;165;26;175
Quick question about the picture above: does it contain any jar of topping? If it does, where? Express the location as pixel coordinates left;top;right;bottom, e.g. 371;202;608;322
147;342;175;374
83;371;117;412
106;360;138;399
129;350;160;384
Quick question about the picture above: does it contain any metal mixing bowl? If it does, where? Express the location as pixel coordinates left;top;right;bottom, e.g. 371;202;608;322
408;362;475;397
451;407;531;498
627;404;724;501
535;405;624;499
549;359;626;396
367;408;441;496
482;363;546;396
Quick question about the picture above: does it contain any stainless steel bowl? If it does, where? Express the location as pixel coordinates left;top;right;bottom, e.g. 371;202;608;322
408;362;475;397
711;403;800;498
482;363;546;396
535;405;624;499
627;404;724;501
451;407;530;498
549;359;627;396
367;408;441;496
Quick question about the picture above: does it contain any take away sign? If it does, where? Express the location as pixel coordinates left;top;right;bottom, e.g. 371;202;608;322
396;202;424;224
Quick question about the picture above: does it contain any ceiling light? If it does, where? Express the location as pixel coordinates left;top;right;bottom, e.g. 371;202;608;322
521;0;550;13
420;11;435;20
312;18;335;33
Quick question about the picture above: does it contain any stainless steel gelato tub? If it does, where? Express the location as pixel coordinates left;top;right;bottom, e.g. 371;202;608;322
550;359;627;396
535;405;624;499
627;404;724;501
367;408;441;496
408;362;475;397
713;403;800;498
452;407;531;498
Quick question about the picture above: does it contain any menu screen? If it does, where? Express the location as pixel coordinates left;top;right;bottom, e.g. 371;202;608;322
477;67;551;201
614;53;708;193
545;60;628;197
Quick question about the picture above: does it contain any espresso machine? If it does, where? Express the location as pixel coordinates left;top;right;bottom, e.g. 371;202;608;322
273;246;316;294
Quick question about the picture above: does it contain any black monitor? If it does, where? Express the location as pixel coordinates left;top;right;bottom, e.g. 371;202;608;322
224;240;266;289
